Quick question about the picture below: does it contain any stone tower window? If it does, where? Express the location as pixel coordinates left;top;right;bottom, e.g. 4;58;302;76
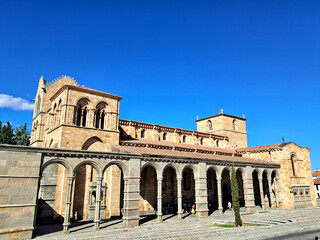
141;129;146;138
163;133;167;141
207;120;212;131
291;154;296;176
200;138;203;145
216;140;219;147
75;98;89;127
233;119;236;131
95;102;107;129
182;135;186;143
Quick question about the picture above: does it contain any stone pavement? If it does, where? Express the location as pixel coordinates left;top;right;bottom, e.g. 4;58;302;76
34;208;320;240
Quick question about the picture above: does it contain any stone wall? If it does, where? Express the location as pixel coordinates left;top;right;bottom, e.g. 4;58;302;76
0;147;42;239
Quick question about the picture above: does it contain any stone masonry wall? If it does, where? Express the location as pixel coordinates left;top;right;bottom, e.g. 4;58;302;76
0;148;42;239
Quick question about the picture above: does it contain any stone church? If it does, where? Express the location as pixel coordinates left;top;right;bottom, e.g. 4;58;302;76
0;75;316;239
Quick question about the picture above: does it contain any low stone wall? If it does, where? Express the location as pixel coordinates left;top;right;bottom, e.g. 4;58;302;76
0;146;42;240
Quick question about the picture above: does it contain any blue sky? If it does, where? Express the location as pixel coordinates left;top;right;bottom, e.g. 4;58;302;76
0;1;319;170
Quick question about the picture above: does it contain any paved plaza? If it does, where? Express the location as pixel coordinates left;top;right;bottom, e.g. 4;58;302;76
34;207;320;240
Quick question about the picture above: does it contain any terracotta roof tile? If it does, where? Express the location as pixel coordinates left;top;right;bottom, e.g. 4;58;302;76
237;143;286;152
313;171;320;177
121;139;236;154
314;177;320;185
115;142;279;167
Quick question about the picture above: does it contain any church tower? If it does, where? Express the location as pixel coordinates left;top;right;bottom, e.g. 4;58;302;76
196;111;248;148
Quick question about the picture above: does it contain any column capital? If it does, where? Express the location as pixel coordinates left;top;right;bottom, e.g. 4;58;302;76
177;177;182;182
157;177;163;181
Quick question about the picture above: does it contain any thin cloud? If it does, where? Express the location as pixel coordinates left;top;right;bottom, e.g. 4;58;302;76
0;94;34;111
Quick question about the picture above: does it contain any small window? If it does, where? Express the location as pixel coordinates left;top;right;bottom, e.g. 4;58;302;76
291;154;296;176
182;135;186;143
216;140;219;147
163;133;167;141
200;138;203;145
207;120;212;131
233;119;236;131
141;129;145;138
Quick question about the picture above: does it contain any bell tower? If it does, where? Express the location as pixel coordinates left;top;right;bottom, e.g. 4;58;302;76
196;110;247;148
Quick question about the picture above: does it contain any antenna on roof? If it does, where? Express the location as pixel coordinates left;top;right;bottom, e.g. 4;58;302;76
282;137;285;143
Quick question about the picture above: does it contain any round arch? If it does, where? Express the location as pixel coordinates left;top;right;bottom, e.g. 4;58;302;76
41;158;73;177
73;160;102;177
81;136;104;151
141;162;161;178
181;164;198;177
162;163;181;179
102;160;129;179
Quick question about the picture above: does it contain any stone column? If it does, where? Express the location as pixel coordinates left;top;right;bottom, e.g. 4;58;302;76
157;177;163;222
277;177;282;208
258;175;265;211
195;162;208;217
245;167;255;213
123;158;141;228
268;178;273;208
177;177;182;219
94;177;102;230
63;176;74;234
217;175;223;214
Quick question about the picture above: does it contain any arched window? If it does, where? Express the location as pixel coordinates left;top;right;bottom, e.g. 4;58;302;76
216;140;219;147
200;138;203;145
182;135;186;143
163;133;167;141
291;154;296;176
75;98;89;127
141;129;146;138
233;119;236;131
95;102;107;129
207;120;212;131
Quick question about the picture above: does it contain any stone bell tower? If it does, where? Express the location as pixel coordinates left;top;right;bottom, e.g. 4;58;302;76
196;110;248;148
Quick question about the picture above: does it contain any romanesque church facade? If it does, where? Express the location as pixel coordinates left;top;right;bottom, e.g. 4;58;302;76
29;75;316;232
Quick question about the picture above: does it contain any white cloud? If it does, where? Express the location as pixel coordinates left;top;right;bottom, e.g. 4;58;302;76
0;94;34;111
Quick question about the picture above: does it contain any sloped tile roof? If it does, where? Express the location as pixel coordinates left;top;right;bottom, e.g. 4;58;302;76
237;143;286;152
117;140;279;167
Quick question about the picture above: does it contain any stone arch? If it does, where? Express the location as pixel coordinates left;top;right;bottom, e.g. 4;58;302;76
41;158;73;177
81;136;104;151
37;159;71;225
162;163;181;179
252;168;262;207
162;164;178;214
102;160;129;179
271;169;280;207
207;165;221;177
94;101;108;129
140;165;158;214
262;169;271;207
181;165;196;208
180;164;197;177
141;162;161;178
207;166;218;214
74;97;91;127
73;160;101;177
221;167;231;211
236;167;245;207
101;160;128;219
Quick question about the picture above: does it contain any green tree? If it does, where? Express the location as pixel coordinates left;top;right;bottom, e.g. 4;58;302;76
0;121;15;144
231;164;242;227
14;123;30;146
